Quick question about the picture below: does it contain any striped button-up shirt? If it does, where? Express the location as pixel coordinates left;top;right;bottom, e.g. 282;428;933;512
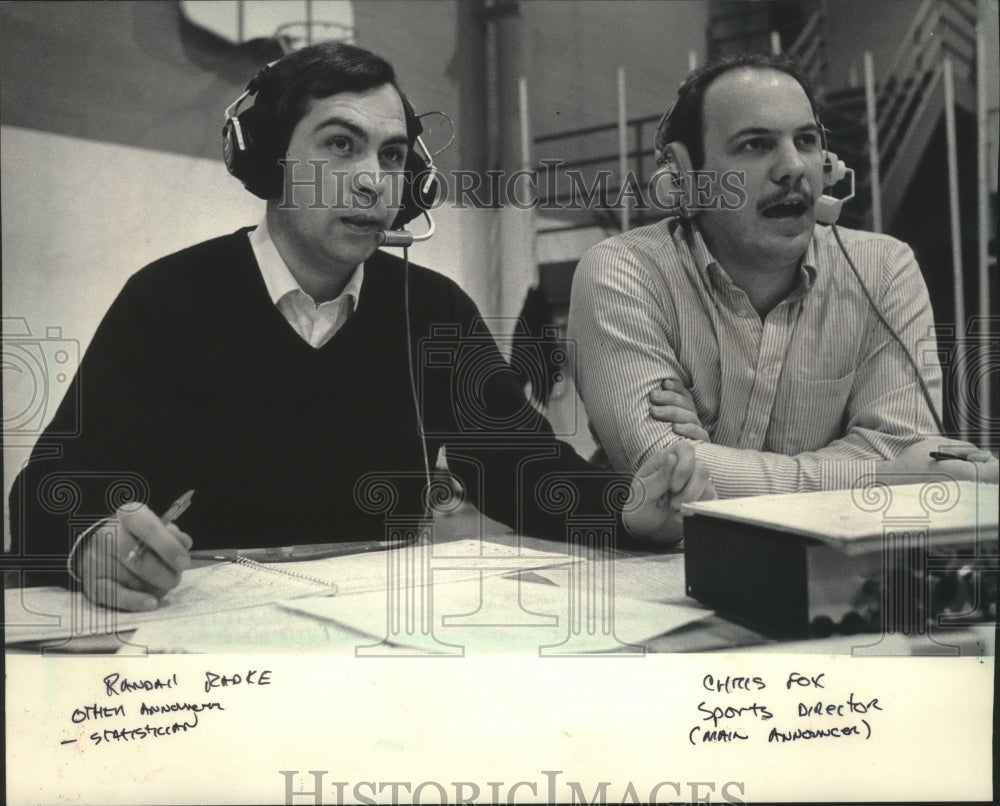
568;218;942;498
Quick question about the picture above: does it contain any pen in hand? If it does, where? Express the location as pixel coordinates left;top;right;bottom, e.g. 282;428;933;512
126;489;195;564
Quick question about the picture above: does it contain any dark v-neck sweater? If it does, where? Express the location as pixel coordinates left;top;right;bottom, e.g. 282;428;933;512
11;229;627;578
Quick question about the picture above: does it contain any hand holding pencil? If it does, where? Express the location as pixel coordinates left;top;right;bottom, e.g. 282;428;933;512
78;491;195;611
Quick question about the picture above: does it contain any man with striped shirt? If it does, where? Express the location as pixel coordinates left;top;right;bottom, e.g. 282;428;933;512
569;53;997;498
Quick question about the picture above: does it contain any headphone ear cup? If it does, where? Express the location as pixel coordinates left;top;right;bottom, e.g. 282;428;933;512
222;118;242;177
816;149;853;225
653;141;696;219
822;152;846;189
222;106;283;200
393;150;439;228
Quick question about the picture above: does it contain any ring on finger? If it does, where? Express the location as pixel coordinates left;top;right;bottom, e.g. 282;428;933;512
125;537;149;564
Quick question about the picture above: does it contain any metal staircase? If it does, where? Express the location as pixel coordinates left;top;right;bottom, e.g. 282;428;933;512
811;0;979;230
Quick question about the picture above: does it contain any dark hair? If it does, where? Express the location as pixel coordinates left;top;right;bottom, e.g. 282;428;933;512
661;53;819;169
251;41;416;156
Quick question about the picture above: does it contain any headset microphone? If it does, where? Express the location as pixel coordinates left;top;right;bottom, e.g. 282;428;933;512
377;212;435;247
378;231;416;247
815;150;855;226
376;132;441;247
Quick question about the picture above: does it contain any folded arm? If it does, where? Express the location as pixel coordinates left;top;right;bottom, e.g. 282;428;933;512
569;237;962;497
427;281;714;544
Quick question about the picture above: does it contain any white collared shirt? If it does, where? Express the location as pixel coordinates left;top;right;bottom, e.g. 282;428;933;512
248;217;364;348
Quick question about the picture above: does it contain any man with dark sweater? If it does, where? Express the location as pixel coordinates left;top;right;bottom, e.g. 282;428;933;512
9;42;715;612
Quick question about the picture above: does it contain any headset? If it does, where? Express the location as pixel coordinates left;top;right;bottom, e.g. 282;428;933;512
222;61;441;244
651;103;854;225
650;76;944;435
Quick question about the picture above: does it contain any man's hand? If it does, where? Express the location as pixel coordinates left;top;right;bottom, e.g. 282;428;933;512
623;441;716;546
79;503;193;611
649;378;710;442
877;438;999;486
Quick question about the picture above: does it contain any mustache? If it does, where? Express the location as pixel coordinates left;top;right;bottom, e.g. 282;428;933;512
757;184;815;212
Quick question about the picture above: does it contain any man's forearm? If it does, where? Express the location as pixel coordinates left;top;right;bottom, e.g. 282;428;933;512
687;439;878;497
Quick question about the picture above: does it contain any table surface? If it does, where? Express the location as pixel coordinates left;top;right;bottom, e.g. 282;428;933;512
5;504;995;656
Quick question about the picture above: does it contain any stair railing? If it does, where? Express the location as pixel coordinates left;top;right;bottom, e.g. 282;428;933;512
785;2;827;92
873;0;976;182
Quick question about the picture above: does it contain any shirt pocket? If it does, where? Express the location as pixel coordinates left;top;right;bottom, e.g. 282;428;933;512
767;370;857;454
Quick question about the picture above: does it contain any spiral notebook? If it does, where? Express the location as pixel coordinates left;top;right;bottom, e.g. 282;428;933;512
4;555;341;645
4;537;580;645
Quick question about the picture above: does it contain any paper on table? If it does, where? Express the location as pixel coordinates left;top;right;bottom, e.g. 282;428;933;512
4;559;336;645
125;603;372;654
127;540;583;653
5;537;579;647
281;570;710;654
586;551;689;602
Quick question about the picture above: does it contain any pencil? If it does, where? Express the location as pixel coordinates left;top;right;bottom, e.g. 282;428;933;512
126;489;195;564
